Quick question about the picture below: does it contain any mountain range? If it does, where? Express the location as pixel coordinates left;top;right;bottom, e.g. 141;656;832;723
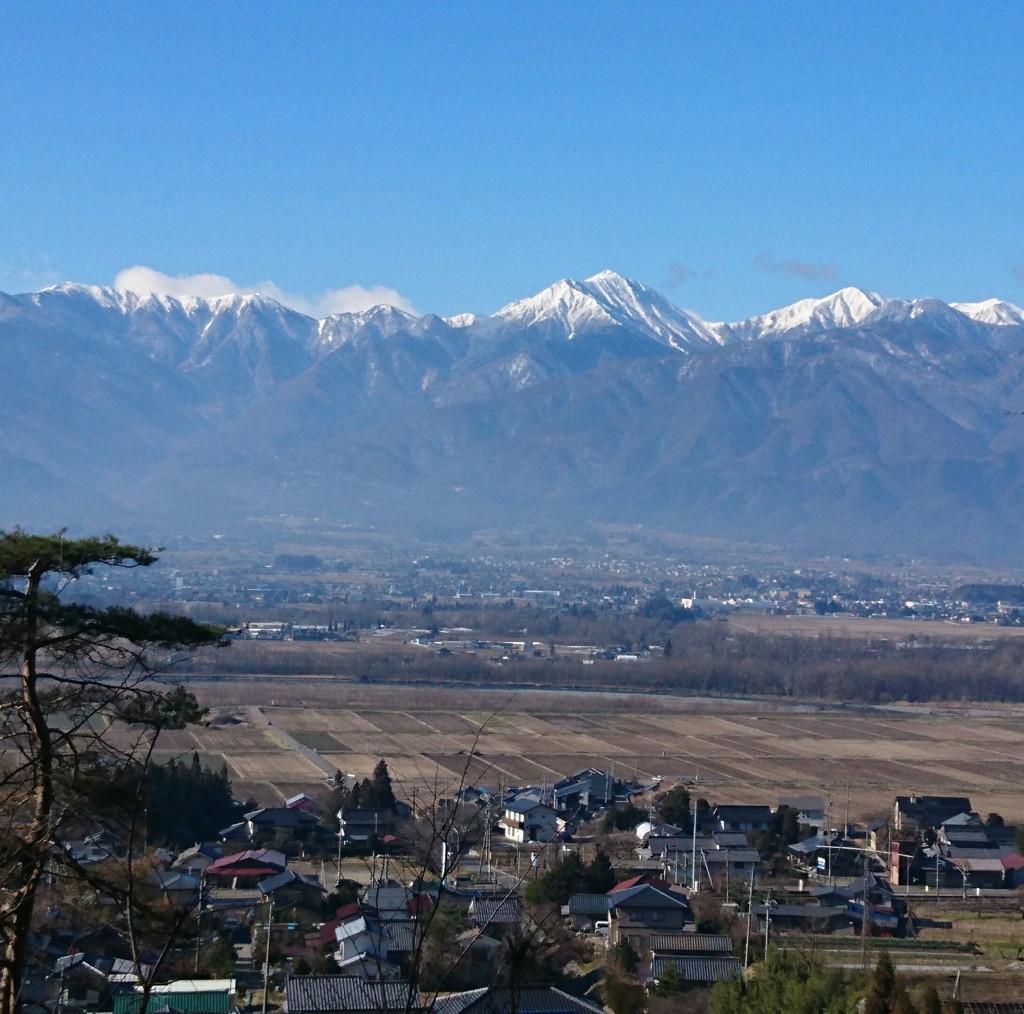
4;270;1024;563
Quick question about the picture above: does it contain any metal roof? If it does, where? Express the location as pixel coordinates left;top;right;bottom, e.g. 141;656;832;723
113;982;235;1014
113;992;232;1014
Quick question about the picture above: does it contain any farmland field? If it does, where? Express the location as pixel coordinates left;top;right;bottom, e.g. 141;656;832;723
172;678;1024;820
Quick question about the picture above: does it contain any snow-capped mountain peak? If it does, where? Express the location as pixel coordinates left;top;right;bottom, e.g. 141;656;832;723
495;270;720;350
950;298;1024;326
495;276;617;338
722;286;885;341
316;303;416;350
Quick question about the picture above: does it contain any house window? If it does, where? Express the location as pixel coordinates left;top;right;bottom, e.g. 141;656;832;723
629;911;644;922
649;910;664;922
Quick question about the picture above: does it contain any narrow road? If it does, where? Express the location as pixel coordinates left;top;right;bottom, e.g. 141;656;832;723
246;705;338;780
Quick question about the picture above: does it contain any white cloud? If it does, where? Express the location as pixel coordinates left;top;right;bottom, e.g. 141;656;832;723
113;265;419;317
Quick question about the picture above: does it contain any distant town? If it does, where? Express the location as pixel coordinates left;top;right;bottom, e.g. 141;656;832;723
68;541;1024;632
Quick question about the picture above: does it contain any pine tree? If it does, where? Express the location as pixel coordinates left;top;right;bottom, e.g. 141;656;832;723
864;952;897;1014
583;848;616;894
0;529;224;1013
371;758;397;811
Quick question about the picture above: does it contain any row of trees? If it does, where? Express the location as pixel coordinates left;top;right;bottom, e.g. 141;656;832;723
329;757;398;813
708;950;960;1014
145;753;239;847
195;628;1024;704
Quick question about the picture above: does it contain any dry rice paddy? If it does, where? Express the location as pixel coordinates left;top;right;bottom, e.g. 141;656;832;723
168;678;1024;820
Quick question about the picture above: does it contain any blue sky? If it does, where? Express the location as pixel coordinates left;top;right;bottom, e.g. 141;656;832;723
2;2;1023;321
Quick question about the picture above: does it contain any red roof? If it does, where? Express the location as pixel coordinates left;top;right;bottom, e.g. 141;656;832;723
206;848;286;876
208;866;278;877
406;894;433;915
610;873;671;894
317;902;363;946
1002;853;1024;870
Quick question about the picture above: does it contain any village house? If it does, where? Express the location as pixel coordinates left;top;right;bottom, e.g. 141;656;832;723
501;799;559;843
245;806;321;842
333;914;389;969
285;974;423;1014
171;843;222;876
565;893;612;933
642;830;760;888
433;986;604;1013
204;848;287;889
789;831;862;878
337;809;391;847
605;877;693;962
258;868;327;919
468;897;522;939
649;933;743;988
711;804;773;833
778;795;825;830
751;902;854;936
551;768;614;813
893;795;972;834
112;979;237;1014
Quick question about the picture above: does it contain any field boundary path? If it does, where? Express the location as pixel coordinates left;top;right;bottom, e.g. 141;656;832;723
246;705;337;781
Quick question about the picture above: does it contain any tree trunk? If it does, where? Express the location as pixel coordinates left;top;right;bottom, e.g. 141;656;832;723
1;562;53;1014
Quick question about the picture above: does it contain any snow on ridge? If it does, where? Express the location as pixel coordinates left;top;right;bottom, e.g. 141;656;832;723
39;282;139;312
951;298;1024;326
445;312;479;328
495;277;620;338
316;303;416;350
724;286;885;340
17;275;1024;356
494;269;720;349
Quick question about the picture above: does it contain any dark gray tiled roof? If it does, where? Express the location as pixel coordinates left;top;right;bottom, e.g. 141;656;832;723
702;848;760;865
434;986;603;1013
649;933;732;954
383;921;421;953
285;974;421;1012
258;869;324;895
568;894;612;916
713;805;772;820
469;898;522;925
651;956;743;983
609;884;691;911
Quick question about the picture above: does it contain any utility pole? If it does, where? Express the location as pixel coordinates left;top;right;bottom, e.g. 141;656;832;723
743;867;754;967
193;875;206;974
826;784;833;887
261;895;274;1014
690;797;698;892
860;853;871;970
